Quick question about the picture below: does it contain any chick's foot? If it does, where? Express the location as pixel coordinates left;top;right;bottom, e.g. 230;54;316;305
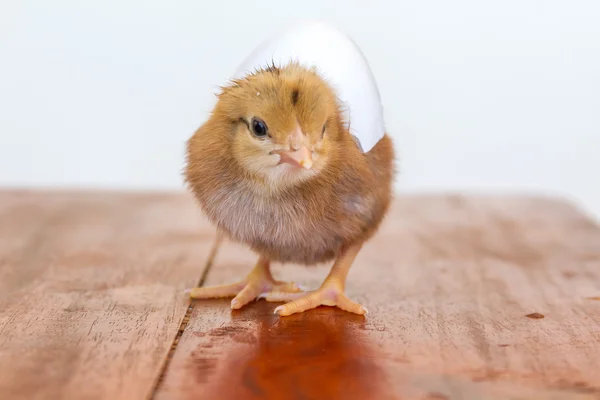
187;257;302;310
271;280;367;316
271;243;367;316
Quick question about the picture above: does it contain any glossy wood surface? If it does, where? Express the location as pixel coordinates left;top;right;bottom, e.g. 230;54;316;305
156;196;600;400
0;191;599;400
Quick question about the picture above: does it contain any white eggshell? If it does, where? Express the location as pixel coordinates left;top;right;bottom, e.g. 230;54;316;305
231;20;386;153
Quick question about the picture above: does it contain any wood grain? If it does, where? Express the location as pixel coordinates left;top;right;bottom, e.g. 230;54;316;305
155;195;600;400
0;190;215;400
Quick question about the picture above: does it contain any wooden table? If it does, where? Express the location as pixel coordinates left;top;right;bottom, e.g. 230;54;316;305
0;190;599;400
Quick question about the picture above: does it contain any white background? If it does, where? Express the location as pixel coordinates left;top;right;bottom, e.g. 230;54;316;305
1;1;599;219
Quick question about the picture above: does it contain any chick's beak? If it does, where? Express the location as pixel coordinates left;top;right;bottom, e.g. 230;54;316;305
271;127;313;169
276;145;313;169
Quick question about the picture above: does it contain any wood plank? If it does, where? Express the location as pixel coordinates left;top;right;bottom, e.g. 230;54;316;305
155;195;600;400
0;190;215;400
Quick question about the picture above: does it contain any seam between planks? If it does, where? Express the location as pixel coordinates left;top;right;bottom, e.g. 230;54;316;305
147;232;224;400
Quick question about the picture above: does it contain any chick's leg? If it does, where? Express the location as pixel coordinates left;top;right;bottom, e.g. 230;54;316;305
188;256;302;310
272;243;367;317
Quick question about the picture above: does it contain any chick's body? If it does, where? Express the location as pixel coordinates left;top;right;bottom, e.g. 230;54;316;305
185;63;395;316
187;111;393;265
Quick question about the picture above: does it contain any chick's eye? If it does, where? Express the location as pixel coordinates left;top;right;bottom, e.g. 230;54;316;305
251;118;268;138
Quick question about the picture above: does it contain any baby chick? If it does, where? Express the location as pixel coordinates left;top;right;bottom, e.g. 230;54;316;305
185;24;395;316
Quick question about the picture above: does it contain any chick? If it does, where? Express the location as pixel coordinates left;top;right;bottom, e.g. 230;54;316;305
185;25;395;316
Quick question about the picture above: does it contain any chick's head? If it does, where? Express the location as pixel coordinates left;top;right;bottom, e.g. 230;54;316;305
213;62;345;188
